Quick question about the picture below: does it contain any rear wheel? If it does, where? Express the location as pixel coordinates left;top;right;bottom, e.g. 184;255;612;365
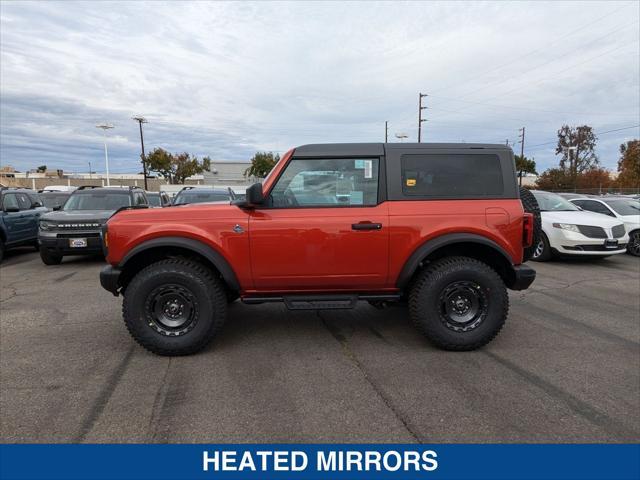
627;230;640;257
519;187;542;262
39;247;62;265
409;256;508;351
123;258;227;356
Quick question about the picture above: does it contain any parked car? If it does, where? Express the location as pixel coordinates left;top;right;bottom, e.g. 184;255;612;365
146;191;171;208
40;185;77;192
100;142;540;356
570;197;640;256
39;191;71;210
38;186;148;265
530;190;628;261
172;187;232;205
0;188;47;262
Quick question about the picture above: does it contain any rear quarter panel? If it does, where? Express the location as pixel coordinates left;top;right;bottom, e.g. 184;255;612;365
387;199;524;284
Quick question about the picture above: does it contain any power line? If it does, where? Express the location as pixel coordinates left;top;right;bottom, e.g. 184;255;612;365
528;124;640;149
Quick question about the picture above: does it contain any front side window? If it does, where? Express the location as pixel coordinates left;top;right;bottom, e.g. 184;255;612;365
63;192;132;211
604;199;640;216
573;200;614;216
270;158;379;207
401;154;503;197
16;193;32;210
2;194;19;211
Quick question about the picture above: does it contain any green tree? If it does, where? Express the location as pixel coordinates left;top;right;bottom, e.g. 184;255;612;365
514;155;537;185
245;151;280;179
145;147;211;184
616;139;640;189
36;165;47;172
555;124;598;187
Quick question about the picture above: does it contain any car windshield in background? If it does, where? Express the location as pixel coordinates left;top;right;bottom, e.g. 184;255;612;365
603;199;640;216
40;193;69;208
147;193;161;207
63;192;132;211
173;190;229;205
532;191;580;212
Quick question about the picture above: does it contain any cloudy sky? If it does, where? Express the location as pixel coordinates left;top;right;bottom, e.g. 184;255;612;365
1;1;638;175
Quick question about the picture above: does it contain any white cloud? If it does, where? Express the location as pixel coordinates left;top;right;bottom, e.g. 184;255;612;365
1;0;638;173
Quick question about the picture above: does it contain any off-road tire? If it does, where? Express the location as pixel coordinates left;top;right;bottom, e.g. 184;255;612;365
409;256;508;351
39;247;63;265
531;232;552;262
519;187;542;262
123;258;226;356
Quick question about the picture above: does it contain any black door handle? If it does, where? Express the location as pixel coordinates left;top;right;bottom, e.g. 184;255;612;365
352;222;382;231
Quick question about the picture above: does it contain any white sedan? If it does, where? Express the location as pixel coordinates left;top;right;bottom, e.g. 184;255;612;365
569;196;640;257
530;190;629;261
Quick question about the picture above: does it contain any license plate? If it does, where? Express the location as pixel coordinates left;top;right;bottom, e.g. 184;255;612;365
69;238;87;248
604;239;619;249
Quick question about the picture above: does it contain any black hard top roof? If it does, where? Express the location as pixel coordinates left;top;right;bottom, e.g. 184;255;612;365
293;143;511;157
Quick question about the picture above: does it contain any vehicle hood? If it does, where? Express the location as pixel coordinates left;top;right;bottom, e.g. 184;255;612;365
41;210;114;223
541;210;624;227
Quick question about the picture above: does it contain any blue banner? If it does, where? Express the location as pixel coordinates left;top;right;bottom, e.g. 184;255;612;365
1;444;638;480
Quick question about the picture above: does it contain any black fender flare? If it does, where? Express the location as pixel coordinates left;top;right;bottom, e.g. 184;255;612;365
119;236;240;292
396;233;515;290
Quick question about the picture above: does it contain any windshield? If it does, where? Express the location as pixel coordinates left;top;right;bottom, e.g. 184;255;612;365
603;199;640;216
147;193;161;207
63;192;131;211
173;190;229;205
41;193;69;208
532;191;580;212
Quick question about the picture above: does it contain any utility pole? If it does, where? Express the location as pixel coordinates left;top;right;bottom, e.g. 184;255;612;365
418;93;427;143
385;121;388;143
88;161;92;179
518;127;525;159
132;116;148;190
96;123;114;186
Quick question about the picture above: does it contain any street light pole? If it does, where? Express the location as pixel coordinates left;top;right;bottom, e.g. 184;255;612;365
132;116;148;190
96;123;114;186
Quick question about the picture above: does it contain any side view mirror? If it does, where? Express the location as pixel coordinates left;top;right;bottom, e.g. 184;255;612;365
32;201;43;208
4;206;20;213
53;205;62;211
245;183;264;207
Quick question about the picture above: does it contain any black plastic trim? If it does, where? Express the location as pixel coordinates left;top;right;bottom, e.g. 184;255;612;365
396;233;514;290
100;265;121;296
119;237;241;292
511;264;536;291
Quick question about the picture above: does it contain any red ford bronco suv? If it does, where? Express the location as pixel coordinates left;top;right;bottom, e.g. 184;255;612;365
100;143;540;356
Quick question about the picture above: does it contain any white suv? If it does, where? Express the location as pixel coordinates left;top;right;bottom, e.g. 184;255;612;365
569;196;640;257
530;190;628;261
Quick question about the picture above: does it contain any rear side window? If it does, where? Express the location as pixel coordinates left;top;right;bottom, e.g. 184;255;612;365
401;154;504;198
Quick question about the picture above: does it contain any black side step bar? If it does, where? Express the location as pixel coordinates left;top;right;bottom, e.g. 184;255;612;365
242;294;401;310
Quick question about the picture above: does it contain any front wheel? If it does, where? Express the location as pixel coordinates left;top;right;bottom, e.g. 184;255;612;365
409;256;508;351
627;230;640;257
39;247;62;265
123;258;227;356
531;232;552;262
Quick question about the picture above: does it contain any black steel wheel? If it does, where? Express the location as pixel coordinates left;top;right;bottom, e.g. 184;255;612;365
439;280;488;332
146;284;198;336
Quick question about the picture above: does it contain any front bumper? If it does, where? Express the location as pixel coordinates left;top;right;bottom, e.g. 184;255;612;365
547;228;628;256
510;264;536;291
38;231;104;255
100;265;121;296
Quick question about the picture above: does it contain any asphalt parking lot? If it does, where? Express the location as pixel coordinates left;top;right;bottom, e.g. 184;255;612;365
1;249;638;443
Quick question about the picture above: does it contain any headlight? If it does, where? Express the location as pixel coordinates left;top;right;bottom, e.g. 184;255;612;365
39;220;55;231
552;223;580;233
